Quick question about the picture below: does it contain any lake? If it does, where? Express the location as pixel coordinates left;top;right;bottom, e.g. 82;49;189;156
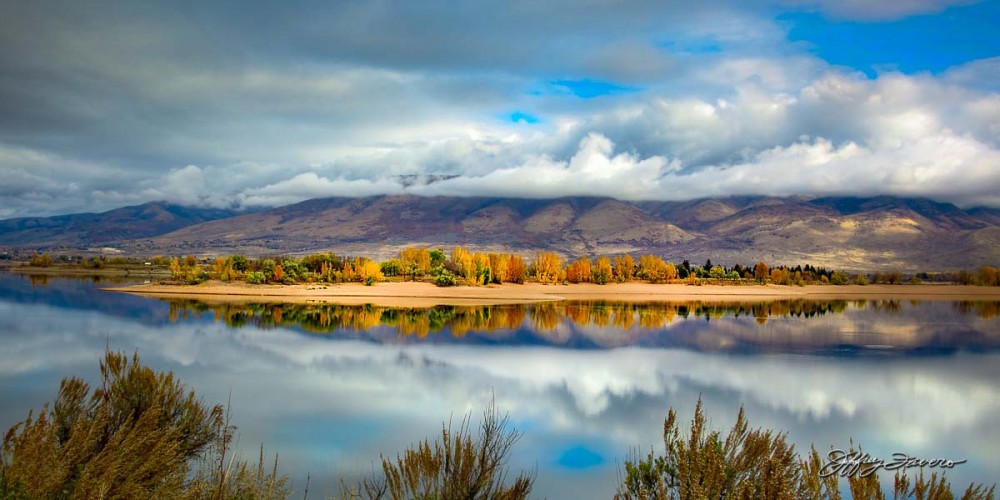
1;272;998;497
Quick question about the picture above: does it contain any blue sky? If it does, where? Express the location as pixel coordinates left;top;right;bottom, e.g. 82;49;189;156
785;2;999;76
0;0;997;217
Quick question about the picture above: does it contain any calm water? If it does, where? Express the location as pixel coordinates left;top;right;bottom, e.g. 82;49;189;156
1;272;999;497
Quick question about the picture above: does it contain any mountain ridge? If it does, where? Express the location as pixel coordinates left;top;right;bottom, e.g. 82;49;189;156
2;195;998;271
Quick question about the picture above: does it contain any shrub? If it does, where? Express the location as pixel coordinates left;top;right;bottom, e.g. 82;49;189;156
0;350;288;499
247;271;266;285
435;270;458;287
615;398;996;500
617;398;799;499
187;270;210;285
28;253;52;267
355;399;534;500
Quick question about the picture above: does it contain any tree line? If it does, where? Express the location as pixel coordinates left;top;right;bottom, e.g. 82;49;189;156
19;249;1000;287
162;248;1000;287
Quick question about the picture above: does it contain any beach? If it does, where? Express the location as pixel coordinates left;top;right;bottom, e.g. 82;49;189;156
106;281;1000;307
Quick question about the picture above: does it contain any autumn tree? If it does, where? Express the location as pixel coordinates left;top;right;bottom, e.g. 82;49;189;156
770;268;790;285
400;247;432;280
488;253;509;284
28;252;52;267
505;255;527;284
979;266;999;286
593;257;613;285
451;247;475;281
356;259;384;285
211;257;237;281
638;255;675;283
754;261;770;283
613;254;635;283
169;257;183;280
472;251;491;286
566;257;592;284
532;252;562;284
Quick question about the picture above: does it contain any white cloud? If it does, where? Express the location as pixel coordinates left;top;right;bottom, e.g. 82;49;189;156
410;133;680;200
785;0;977;21
400;127;1000;208
681;132;1000;206
1;1;998;219
239;172;405;207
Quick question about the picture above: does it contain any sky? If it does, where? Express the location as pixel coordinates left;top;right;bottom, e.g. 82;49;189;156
0;0;998;218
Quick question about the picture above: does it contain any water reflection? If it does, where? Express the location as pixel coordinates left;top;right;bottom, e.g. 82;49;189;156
2;274;1000;497
163;299;1000;354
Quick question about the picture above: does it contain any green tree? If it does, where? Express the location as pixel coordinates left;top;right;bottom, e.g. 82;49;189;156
708;265;726;280
430;249;447;268
229;255;249;273
381;259;403;277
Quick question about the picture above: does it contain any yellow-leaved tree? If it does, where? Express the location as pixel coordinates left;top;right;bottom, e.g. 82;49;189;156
533;252;562;284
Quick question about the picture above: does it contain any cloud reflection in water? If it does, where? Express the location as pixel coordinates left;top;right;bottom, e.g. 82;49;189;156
1;281;999;498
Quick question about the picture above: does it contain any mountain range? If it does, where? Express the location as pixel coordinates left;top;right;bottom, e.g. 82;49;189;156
2;195;999;271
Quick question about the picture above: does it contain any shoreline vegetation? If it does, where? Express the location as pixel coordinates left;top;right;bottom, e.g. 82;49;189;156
2;351;995;499
9;246;999;306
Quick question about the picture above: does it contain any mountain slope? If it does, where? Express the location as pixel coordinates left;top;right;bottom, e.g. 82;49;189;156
3;195;998;271
143;196;694;257
0;202;244;248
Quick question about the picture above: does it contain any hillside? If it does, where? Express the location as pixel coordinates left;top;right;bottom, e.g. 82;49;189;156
0;202;243;249
2;195;999;271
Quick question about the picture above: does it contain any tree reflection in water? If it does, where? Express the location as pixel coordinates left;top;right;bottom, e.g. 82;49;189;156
163;299;1000;354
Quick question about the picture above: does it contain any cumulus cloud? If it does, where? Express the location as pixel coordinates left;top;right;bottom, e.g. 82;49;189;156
239;172;405;207
0;1;997;218
410;133;679;199
403;127;1000;207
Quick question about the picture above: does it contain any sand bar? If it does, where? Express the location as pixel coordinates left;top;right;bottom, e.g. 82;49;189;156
105;281;1000;307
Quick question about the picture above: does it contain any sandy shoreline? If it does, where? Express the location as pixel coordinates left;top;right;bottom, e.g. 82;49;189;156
9;265;171;277
105;281;1000;307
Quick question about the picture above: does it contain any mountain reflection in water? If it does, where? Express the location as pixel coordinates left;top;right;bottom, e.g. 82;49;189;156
164;299;1000;355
